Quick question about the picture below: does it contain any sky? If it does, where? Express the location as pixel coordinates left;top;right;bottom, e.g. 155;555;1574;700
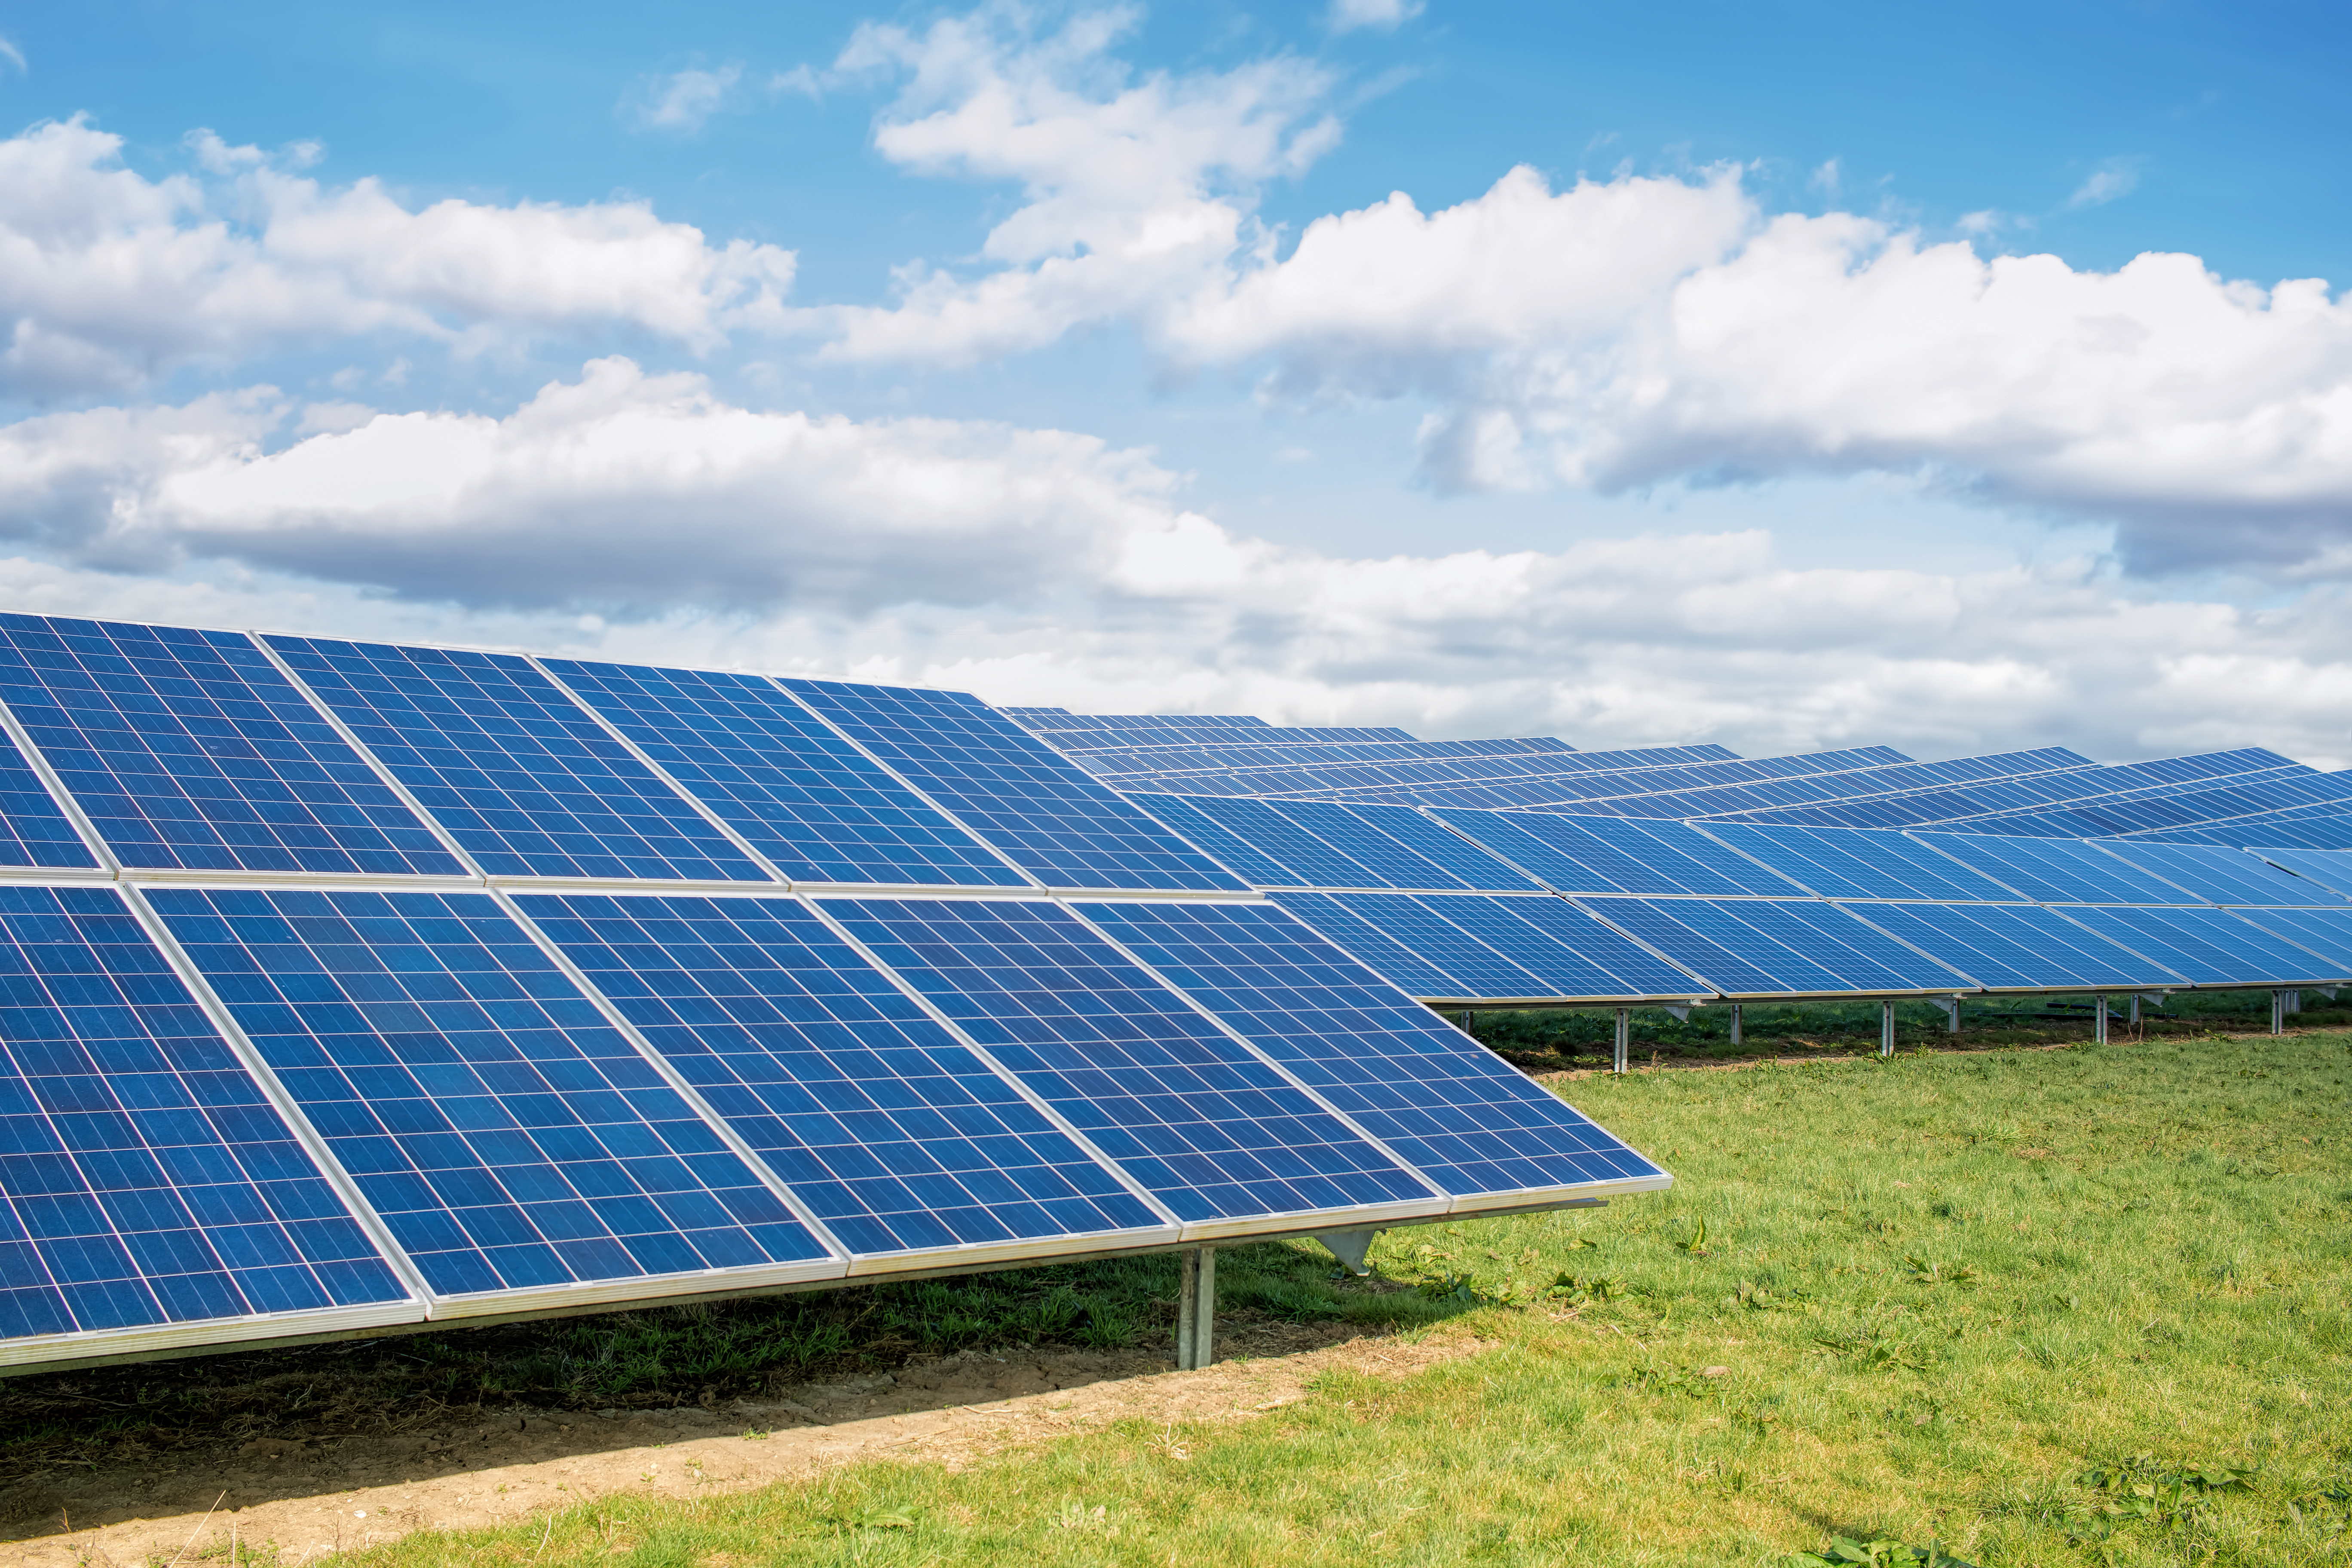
0;0;2348;763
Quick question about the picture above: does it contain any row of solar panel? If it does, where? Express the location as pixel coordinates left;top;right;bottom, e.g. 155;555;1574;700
1122;792;2352;907
0;616;1259;897
0;879;1669;1362
2136;814;2352;852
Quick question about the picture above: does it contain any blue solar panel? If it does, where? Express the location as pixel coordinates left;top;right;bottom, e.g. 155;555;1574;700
1575;898;1972;996
1908;832;2199;904
1179;796;1388;886
0;722;95;872
0;886;407;1339
1320;802;1547;891
1309;893;1567;999
1122;793;1298;886
2052;906;2347;985
514;892;1165;1258
782;681;1246;893
266;638;768;882
1073;900;1668;1198
539;661;1026;889
2222;908;2352;971
0;617;458;876
818;898;1430;1223
149;888;830;1299
1836;902;2177;990
1433;811;1810;897
2094;842;2351;906
1697;823;2023;901
2248;847;2352;897
1312;893;1706;1001
1263;893;1470;998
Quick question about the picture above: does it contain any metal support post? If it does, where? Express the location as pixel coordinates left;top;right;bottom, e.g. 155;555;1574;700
1175;1246;1217;1369
2287;989;2301;1014
2093;994;2107;1044
2272;991;2285;1035
1613;1007;1630;1074
1880;999;1895;1058
1932;998;1960;1035
1729;1002;1741;1046
2128;993;2139;1026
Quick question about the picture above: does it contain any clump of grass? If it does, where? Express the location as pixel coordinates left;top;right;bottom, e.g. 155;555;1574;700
327;1029;2351;1566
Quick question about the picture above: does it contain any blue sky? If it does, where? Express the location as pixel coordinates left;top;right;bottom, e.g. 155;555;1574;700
0;0;2347;763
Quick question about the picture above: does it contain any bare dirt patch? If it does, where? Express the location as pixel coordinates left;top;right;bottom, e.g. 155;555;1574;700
0;1320;1477;1565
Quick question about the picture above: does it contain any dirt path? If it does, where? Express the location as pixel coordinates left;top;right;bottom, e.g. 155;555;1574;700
0;1321;1480;1565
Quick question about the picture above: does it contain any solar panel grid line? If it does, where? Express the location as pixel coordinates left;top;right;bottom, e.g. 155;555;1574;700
144;885;841;1316
483;886;855;1270
755;677;1049;894
244;635;491;885
0;687;115;878
813;896;1444;1238
790;895;1188;1234
1057;899;1453;1207
521;658;799;890
113;882;434;1308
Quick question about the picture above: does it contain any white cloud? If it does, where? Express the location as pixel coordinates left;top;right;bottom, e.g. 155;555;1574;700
5;358;2352;768
1326;0;1424;33
2068;158;2140;208
0;35;23;75
0;116;797;393
634;64;747;132
796;5;1341;364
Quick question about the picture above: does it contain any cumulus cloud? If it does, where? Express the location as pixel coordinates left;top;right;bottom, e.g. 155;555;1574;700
796;5;1340;364
3;358;2350;768
784;11;2352;576
0;116;797;393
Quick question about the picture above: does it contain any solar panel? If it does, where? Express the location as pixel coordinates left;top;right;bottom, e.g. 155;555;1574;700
1334;803;1547;891
0;885;410;1353
1835;902;2178;990
1072;900;1669;1201
2220;907;2352;971
1575;898;1972;996
512;892;1169;1262
266;638;770;882
816;897;1438;1227
0;721;98;872
539;660;1027;889
1177;796;1394;887
2248;846;2352;897
2092;841;2352;906
1907;831;2200;904
0;617;459;876
2052;906;2347;986
1697;822;2024;901
1298;893;1569;1000
1430;810;1808;897
1263;893;1470;998
1336;894;1709;1001
1119;793;1296;886
782;681;1247;894
149;888;836;1306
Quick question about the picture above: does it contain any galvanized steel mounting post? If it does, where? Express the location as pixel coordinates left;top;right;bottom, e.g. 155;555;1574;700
1728;1002;1741;1047
2093;995;2107;1045
1175;1246;1217;1370
1613;1007;1630;1074
1879;999;1895;1058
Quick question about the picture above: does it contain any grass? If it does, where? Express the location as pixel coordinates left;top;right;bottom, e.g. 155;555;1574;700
280;1025;2352;1567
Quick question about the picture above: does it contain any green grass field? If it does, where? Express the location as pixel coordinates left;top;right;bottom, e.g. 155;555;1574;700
190;1029;2352;1564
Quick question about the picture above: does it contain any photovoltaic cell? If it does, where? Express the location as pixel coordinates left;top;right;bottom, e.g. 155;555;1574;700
539;661;1025;888
1368;894;1706;1000
1575;898;1970;996
150;888;829;1299
0;617;456;875
0;886;406;1340
1122;793;1298;887
1311;894;1560;999
514;892;1164;1257
820;898;1430;1222
1074;900;1667;1197
1338;804;1547;891
2249;847;2352;897
1835;902;2177;990
266;638;768;882
1908;832;2200;904
2092;842;2351;906
2221;908;2352;971
1432;810;1808;896
0;726;95;872
1263;893;1469;999
1178;796;1394;887
783;681;1246;892
1698;823;2022;902
2052;905;2348;985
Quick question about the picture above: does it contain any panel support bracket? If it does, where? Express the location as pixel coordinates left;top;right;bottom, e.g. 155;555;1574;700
1931;998;1960;1035
1314;1230;1381;1277
1175;1246;1217;1369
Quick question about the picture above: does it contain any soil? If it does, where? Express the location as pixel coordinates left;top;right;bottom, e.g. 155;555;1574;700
0;1319;1478;1565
